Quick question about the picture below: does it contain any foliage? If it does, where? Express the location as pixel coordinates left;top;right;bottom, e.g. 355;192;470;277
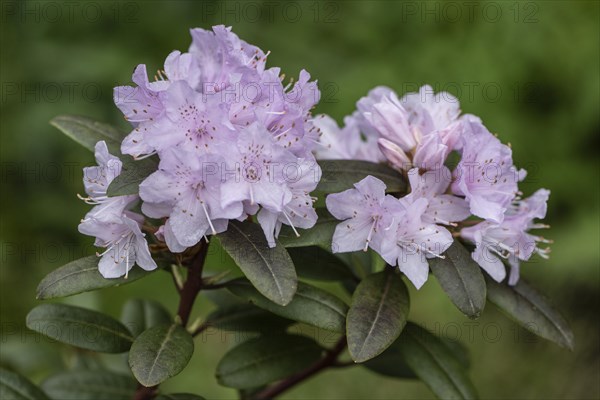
8;116;576;400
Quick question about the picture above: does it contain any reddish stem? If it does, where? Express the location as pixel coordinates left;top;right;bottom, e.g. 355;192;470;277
177;239;209;326
253;337;348;400
133;238;210;400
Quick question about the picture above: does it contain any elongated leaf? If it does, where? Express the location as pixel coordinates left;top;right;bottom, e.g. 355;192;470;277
216;335;322;389
36;256;152;300
363;334;470;378
485;275;574;350
440;338;471;370
106;156;158;197
316;160;407;193
278;209;338;248
362;345;417;379
26;304;133;353
338;251;374;280
430;242;486;319
121;299;172;337
50;115;124;153
155;395;206;400
398;323;477;399
287;246;355;281
347;271;410;362
41;371;136;400
218;221;297;306
205;303;292;333
228;279;348;332
129;324;194;387
0;369;50;400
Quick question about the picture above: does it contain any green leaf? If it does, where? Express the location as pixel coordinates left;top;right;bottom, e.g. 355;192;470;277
228;279;348;332
397;323;477;399
129;324;194;387
287;246;355;281
26;304;133;353
121;299;172;337
316;160;407;193
216;335;322;389
278;209;338;248
440;338;471;370
40;371;136;400
338;250;373;279
106;156;158;197
50;115;125;154
217;221;297;306
347;271;410;362
0;369;50;400
430;241;486;319
155;394;206;400
36;256;152;300
485;275;574;350
363;334;470;378
362;345;417;379
205;303;292;333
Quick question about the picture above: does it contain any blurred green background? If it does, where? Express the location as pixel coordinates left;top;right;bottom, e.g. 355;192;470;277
1;0;599;398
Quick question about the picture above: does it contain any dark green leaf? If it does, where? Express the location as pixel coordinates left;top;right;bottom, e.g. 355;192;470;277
398;323;477;399
287;246;355;281
363;333;470;378
362;344;417;379
129;324;194;387
50;115;124;154
41;371;136;400
216;335;322;389
205;303;292;333
155;394;206;400
203;289;248;308
0;369;50;400
217;221;297;306
228;279;348;332
485;275;574;350
278;209;337;248
430;241;486;319
316;160;407;193
106;156;158;197
338;251;373;279
26;304;133;353
341;279;359;295
121;299;172;337
440;338;471;370
347;271;410;362
36;256;152;300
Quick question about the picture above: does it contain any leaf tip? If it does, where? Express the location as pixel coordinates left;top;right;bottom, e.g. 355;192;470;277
563;335;575;351
466;311;482;320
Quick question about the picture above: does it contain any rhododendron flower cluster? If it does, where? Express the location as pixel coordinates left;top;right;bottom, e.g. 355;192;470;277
319;85;550;288
75;27;551;287
78;26;321;277
37;23;570;398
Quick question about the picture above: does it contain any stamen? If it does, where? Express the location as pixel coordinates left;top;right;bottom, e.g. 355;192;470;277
283;211;300;237
200;202;217;235
273;127;292;139
364;219;377;251
134;151;158;161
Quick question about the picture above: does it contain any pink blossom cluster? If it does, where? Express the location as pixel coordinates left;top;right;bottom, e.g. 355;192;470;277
78;26;321;277
320;86;550;287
